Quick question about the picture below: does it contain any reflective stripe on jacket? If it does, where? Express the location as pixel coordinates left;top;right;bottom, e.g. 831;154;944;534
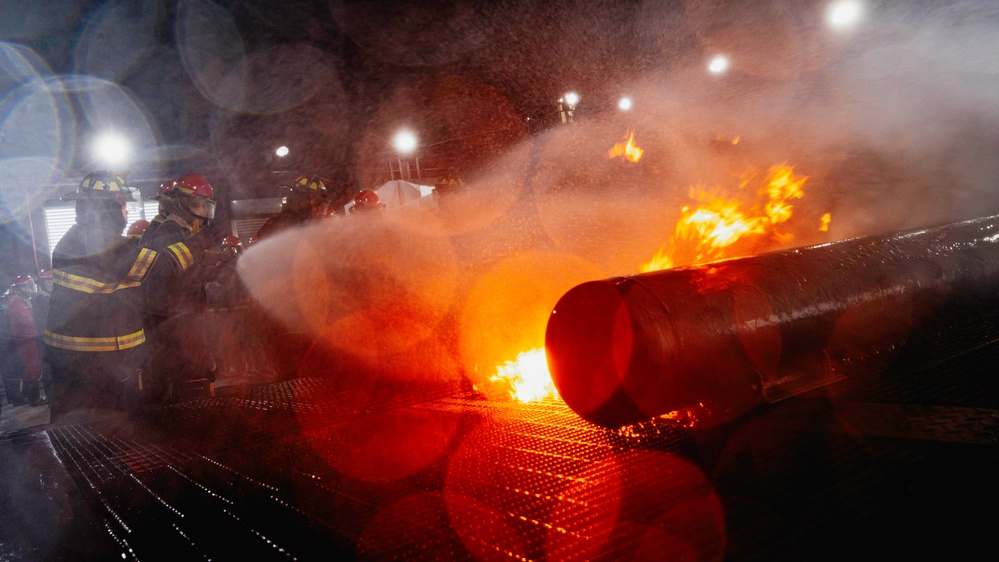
45;223;156;354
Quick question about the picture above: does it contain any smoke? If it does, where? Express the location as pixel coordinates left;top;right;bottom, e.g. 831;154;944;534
237;1;999;392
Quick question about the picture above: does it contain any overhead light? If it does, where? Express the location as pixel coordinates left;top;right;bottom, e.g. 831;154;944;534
708;55;730;75
393;130;418;154
92;132;130;167
827;0;864;31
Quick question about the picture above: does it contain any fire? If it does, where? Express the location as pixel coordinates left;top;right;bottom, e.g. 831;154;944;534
493;163;824;405
608;130;644;162
641;164;811;272
820;212;832;232
489;348;559;403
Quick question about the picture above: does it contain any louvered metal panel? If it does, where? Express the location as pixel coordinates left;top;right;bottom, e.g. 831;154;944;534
44;201;158;258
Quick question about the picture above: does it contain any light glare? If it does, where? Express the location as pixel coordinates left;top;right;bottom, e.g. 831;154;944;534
827;0;863;30
275;145;289;157
618;97;633;111
564;91;580;107
393;130;418;154
93;133;130;166
708;55;729;75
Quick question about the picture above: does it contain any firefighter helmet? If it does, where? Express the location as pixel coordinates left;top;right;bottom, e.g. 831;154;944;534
150;179;177;200
435;174;464;195
172;173;216;220
221;235;243;256
13;275;36;295
66;170;135;202
289;175;330;198
127;219;150;237
352;190;385;213
38;269;53;280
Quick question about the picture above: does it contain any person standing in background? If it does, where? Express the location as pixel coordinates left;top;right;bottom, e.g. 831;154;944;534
1;286;26;407
6;275;44;405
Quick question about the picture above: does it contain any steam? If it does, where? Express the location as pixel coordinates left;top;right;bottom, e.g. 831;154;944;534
235;2;999;391
4;0;998;395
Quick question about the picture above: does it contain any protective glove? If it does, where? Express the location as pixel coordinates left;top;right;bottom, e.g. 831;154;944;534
187;222;225;253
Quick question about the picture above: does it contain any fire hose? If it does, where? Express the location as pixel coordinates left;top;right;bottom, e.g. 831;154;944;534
546;214;999;428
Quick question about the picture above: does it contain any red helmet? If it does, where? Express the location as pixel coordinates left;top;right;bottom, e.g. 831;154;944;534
352;190;385;213
174;173;214;199
127;219;150;237
173;173;216;220
150;179;177;200
14;275;36;295
38;269;53;280
221;235;243;256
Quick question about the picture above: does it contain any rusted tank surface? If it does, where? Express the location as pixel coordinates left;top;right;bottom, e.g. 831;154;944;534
546;214;999;428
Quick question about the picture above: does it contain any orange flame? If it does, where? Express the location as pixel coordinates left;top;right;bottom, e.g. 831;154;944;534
820;212;831;232
608;130;644;162
494;163;823;405
489;348;558;402
641;164;809;272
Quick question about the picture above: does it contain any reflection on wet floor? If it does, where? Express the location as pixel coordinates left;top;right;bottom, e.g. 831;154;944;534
0;401;50;433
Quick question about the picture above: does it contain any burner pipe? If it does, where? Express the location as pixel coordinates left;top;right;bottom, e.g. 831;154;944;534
546;214;999;428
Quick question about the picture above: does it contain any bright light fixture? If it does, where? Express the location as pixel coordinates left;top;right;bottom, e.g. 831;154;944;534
827;0;863;30
618;97;633;111
564;91;580;107
708;55;729;75
93;132;130;166
393;130;418;154
275;145;289;157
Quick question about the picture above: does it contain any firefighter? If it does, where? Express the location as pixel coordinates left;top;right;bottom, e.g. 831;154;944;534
6;276;45;405
350;189;386;214
139;179;176;241
44;171;156;422
139;172;221;403
203;235;245;308
248;175;337;379
36;268;53;298
1;286;27;406
434;173;464;197
254;175;332;240
203;235;261;381
221;235;244;258
32;269;54;404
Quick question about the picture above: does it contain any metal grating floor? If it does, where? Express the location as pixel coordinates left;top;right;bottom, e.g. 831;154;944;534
33;340;999;562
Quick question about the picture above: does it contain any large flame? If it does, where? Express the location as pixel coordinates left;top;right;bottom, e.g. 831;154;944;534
493;162;825;404
489;348;558;402
608;130;644;162
641;164;810;272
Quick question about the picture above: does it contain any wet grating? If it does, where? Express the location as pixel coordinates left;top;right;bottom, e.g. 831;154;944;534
44;361;999;561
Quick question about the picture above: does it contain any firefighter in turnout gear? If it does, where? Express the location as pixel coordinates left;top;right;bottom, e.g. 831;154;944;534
254;175;333;241
44;171;156;422
139;172;221;402
349;189;386;214
6;276;45;405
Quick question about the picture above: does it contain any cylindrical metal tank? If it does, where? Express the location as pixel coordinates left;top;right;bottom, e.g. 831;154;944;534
546;214;999;428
